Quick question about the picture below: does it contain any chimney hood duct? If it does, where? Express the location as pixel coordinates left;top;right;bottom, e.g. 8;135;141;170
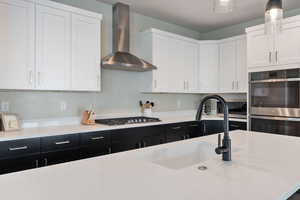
102;3;157;72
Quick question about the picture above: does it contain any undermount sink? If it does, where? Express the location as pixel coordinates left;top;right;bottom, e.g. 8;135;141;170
145;142;216;170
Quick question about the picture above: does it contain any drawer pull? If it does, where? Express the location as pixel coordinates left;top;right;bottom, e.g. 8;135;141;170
55;141;70;145
91;136;104;140
172;126;182;130
189;125;198;127
9;146;28;151
230;125;240;128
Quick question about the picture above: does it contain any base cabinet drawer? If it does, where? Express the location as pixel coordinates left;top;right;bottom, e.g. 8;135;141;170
0;138;40;159
229;121;247;131
80;131;111;158
165;123;189;143
41;134;79;153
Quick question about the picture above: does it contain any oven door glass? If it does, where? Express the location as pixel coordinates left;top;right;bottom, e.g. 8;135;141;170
250;81;300;108
251;117;300;137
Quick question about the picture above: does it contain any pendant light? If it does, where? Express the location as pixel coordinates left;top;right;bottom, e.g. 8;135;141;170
213;0;234;13
265;0;283;35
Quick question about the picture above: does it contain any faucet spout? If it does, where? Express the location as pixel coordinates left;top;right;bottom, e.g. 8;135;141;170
196;95;231;161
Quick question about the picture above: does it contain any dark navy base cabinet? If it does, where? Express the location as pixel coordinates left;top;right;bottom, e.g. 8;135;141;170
0;120;246;175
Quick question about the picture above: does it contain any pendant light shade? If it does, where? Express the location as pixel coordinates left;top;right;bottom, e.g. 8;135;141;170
213;0;234;13
265;0;283;35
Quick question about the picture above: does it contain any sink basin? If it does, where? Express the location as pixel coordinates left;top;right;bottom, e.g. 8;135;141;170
145;142;216;170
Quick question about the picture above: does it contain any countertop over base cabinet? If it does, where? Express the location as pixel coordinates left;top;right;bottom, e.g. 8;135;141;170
138;29;199;93
247;15;300;72
0;0;102;91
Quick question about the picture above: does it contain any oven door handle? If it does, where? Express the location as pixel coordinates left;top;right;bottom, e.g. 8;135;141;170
250;78;300;83
250;116;300;122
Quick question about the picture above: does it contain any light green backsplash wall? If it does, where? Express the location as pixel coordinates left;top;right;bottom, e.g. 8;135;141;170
200;8;300;40
0;0;203;120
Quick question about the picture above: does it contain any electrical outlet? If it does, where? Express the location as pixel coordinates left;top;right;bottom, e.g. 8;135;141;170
60;101;67;112
1;101;10;112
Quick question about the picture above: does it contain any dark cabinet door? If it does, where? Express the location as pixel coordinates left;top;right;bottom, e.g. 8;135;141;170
41;149;80;167
186;121;203;138
165;123;188;143
201;120;224;136
111;128;144;153
111;126;165;153
80;131;111;158
229;121;247;131
0;155;39;175
141;126;165;148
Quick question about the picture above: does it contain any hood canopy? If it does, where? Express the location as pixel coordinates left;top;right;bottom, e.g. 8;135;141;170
101;3;157;72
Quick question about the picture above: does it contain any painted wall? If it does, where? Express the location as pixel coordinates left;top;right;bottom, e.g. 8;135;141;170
0;0;203;120
200;8;300;40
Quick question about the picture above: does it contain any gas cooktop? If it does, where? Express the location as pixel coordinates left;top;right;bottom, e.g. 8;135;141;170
95;117;161;126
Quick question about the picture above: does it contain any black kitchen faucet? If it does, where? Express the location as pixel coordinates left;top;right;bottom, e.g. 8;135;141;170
196;95;231;161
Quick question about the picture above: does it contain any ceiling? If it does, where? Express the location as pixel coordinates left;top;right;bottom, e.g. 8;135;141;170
97;0;300;32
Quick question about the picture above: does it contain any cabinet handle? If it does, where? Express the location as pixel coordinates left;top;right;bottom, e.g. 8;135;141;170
172;126;182;130
44;158;48;166
230;125;240;128
154;80;157;89
187;81;189;91
55;141;70;145
37;72;41;86
183;81;186;90
35;160;39;168
232;81;234;90
108;147;112;154
29;70;33;85
9;146;28;151
91;136;104;140
269;52;272;63
97;74;100;89
143;141;147;147
236;81;239;90
189;124;198;127
276;51;278;63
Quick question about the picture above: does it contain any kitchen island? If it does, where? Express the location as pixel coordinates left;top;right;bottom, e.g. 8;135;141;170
0;130;299;200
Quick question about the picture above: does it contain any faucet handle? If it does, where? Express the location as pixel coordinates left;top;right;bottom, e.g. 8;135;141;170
218;134;221;147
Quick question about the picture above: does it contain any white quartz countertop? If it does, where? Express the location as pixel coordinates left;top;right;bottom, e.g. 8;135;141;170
0;112;246;142
0;131;299;200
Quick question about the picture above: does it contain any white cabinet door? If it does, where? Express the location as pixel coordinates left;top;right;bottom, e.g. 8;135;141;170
247;30;273;68
36;5;71;90
219;41;236;92
198;43;219;93
236;38;247;92
71;14;101;91
0;0;35;89
183;41;198;92
276;25;300;65
152;34;171;92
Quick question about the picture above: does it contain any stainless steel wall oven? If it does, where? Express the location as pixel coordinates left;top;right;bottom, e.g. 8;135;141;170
249;68;300;136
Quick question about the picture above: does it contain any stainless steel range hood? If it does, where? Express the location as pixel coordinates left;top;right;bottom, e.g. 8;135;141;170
102;3;157;72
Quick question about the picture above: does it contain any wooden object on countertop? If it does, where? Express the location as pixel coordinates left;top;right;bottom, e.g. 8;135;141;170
81;110;96;125
0;113;21;132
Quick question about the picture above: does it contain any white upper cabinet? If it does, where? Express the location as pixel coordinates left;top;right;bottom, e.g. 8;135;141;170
219;36;247;93
0;0;102;91
0;0;35;90
247;15;300;72
36;5;71;90
247;29;273;68
276;24;300;65
219;40;236;93
236;38;248;92
139;29;198;93
198;41;219;93
71;13;101;91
